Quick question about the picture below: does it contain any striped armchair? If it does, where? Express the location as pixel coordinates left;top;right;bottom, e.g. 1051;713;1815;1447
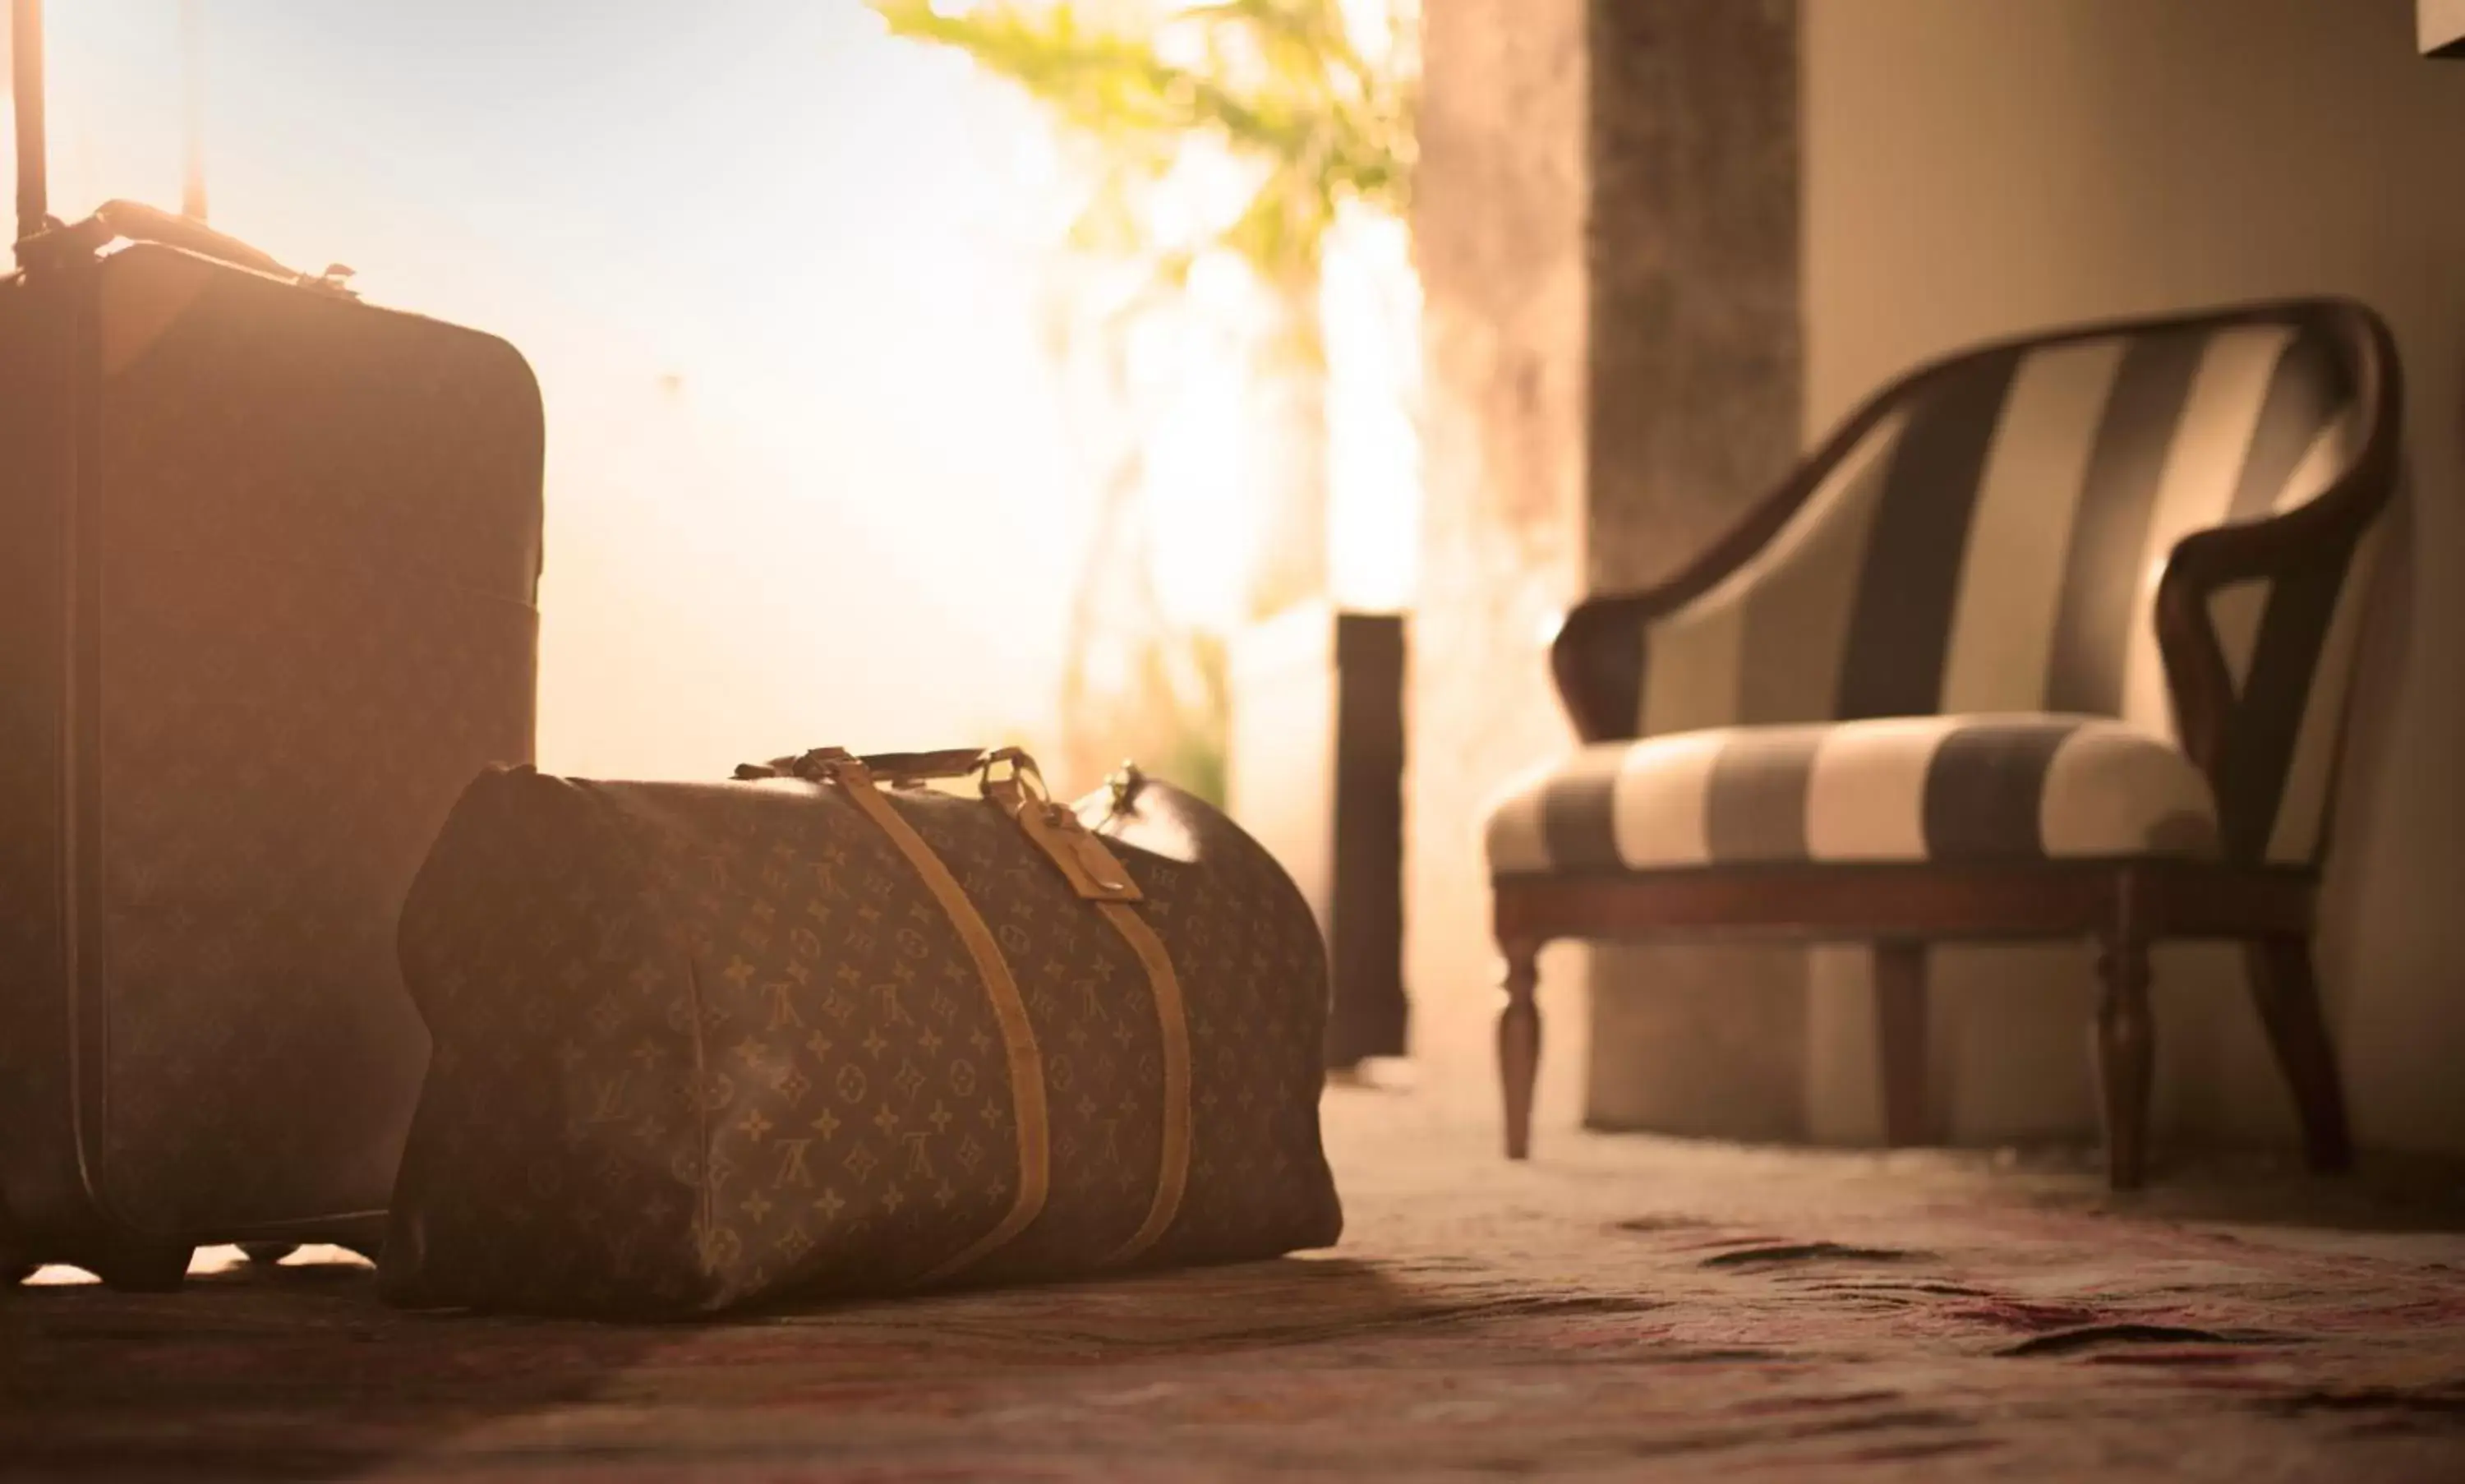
1485;299;2403;1189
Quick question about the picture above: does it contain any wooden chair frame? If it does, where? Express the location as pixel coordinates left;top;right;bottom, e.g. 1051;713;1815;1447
1492;298;2404;1190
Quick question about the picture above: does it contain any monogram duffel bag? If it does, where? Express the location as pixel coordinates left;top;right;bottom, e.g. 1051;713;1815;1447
377;747;1344;1318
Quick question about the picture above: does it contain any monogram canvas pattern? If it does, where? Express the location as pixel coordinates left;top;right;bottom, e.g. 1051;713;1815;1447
0;242;544;1256
93;256;542;1236
894;794;1168;1289
384;775;707;1316
384;766;1343;1319
0;277;74;1189
1095;809;1338;1274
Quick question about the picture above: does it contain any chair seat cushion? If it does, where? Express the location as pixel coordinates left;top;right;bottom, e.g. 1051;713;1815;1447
1486;714;2220;877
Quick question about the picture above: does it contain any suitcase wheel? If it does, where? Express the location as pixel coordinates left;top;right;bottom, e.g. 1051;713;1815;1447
238;1242;299;1266
94;1246;193;1293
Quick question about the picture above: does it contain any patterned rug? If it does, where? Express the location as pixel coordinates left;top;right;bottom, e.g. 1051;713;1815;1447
7;1087;2465;1482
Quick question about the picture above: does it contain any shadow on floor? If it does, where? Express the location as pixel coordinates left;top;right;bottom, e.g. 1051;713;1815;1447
0;1247;1459;1482
1909;1143;2465;1236
1;1245;668;1481
1526;1110;2465;1240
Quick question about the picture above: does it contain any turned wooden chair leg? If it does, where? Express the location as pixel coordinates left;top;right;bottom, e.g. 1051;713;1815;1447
2246;935;2353;1174
1498;939;1541;1160
1873;940;1929;1148
2093;929;2156;1192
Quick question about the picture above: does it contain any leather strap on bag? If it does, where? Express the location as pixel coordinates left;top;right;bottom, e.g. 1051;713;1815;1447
739;746;1150;904
740;745;1196;1274
1089;899;1191;1267
979;771;1192;1266
811;753;1052;1287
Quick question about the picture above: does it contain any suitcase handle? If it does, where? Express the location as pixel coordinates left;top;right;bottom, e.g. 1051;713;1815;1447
12;0;53;257
10;0;329;283
88;199;297;279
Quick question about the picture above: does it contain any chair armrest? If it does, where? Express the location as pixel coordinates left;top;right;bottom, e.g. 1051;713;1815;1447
1546;376;1922;743
2154;308;2403;788
2155;468;2397;785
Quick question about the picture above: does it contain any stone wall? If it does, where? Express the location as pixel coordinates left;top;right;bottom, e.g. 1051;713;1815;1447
1405;0;1590;1118
1578;0;1808;1141
1408;0;1808;1140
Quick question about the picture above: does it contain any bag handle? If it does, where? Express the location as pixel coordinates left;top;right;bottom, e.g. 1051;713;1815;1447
735;744;1145;902
12;0;53;261
735;745;1044;794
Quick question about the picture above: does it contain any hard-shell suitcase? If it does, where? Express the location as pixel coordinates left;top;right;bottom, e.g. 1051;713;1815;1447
0;0;545;1288
380;749;1343;1319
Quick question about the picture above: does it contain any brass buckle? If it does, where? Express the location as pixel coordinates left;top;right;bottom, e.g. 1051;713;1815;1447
976;747;1052;813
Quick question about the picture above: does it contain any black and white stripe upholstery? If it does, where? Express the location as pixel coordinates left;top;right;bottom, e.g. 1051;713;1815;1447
1490;714;2220;870
1490;310;2387;878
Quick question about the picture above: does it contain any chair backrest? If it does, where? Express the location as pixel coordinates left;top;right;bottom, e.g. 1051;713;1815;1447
1637;299;2400;866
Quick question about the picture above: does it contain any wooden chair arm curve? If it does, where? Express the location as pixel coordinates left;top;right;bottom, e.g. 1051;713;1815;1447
2154;305;2404;786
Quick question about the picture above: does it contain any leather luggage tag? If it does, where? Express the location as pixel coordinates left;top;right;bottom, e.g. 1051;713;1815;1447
984;777;1146;904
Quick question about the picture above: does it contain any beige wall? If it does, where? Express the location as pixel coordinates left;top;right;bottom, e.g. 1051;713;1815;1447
1802;0;2465;1153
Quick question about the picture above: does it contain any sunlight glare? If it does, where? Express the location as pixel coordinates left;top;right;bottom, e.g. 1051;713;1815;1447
1323;203;1423;614
21;0;1426;789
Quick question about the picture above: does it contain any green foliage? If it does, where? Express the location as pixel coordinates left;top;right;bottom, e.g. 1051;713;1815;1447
1152;627;1229;807
867;0;1409;809
870;0;1415;291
